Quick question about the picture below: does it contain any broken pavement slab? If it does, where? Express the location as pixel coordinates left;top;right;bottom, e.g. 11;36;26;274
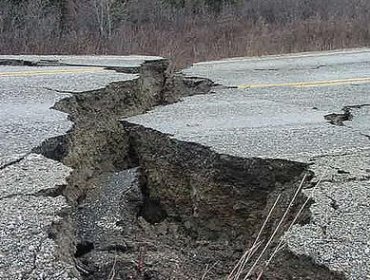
126;87;370;161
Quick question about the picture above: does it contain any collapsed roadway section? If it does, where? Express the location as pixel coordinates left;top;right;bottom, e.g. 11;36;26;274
1;51;369;279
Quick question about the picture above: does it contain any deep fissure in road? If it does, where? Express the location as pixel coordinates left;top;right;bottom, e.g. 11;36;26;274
34;61;345;279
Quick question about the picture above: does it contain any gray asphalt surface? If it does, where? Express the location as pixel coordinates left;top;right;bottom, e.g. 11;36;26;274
183;48;370;87
287;150;370;279
0;55;162;68
128;49;370;161
126;49;370;279
0;56;158;280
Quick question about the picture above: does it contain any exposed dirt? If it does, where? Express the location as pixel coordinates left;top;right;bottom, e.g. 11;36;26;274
34;60;346;279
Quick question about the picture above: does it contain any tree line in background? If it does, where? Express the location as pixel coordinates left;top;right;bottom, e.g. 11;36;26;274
1;0;370;68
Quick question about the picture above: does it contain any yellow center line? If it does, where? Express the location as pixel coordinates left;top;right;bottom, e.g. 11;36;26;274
0;68;106;77
238;77;370;89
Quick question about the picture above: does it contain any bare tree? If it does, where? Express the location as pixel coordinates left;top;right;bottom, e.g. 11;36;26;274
92;0;122;38
1;0;370;68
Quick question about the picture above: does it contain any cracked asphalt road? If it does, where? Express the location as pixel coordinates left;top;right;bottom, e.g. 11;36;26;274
126;49;370;279
0;56;160;280
2;51;370;279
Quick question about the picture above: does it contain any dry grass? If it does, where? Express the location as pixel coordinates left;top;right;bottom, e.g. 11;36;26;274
228;194;281;280
229;171;326;280
1;0;370;69
107;254;117;280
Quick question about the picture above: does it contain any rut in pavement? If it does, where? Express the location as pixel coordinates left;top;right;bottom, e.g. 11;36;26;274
324;103;370;141
35;60;345;279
